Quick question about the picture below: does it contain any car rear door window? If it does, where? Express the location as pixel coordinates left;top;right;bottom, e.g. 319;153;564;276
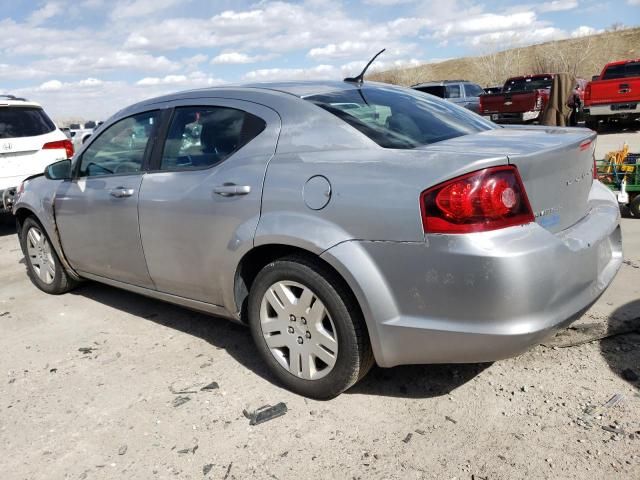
445;85;461;98
0;107;56;139
306;85;494;149
159;106;266;171
464;83;485;97
78;111;158;177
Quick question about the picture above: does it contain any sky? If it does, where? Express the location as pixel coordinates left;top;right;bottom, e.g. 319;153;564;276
1;0;638;121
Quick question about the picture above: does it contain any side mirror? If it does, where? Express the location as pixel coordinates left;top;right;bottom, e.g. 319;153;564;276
44;159;72;180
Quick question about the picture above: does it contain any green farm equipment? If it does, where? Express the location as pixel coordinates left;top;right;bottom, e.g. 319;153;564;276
597;143;640;217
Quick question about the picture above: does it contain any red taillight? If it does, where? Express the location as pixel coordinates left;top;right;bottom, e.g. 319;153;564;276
584;84;591;103
534;91;543;110
43;139;74;159
421;166;534;234
479;95;484;114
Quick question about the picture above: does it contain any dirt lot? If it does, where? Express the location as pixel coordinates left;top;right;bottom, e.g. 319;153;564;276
1;128;639;480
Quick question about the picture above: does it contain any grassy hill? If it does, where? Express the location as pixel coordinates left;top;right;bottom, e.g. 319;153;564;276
368;27;640;87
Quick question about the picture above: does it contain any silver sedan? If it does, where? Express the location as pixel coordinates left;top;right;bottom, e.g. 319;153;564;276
13;81;622;398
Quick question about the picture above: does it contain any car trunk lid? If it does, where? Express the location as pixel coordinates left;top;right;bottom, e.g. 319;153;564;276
422;126;596;233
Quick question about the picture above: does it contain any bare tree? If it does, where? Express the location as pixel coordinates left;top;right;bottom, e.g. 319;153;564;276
472;41;523;86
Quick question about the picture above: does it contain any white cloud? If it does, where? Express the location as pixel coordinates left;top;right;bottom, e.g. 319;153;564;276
435;12;537;38
469;26;565;47
538;0;579;12
111;0;181;19
27;2;62;25
211;52;270;64
308;41;370;59
571;25;604;37
243;65;337;82
627;0;640;5
135;72;226;87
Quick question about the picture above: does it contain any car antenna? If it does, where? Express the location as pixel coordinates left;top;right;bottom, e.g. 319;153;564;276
344;48;386;84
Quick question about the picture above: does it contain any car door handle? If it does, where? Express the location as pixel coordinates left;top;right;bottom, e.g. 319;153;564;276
213;184;251;197
110;187;135;198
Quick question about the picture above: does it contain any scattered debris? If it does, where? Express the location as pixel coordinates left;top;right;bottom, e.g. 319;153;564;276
445;415;458;424
414;429;426;435
49;368;57;373
8;378;15;384
0;311;9;317
200;381;219;391
202;463;213;476
602;425;624;435
622;368;638;382
243;403;287;426
178;444;198;455
172;396;191;408
542;321;640;348
118;445;127;455
223;462;233;480
78;347;96;354
402;433;413;444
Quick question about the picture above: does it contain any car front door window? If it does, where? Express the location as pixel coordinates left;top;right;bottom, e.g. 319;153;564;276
78;112;158;177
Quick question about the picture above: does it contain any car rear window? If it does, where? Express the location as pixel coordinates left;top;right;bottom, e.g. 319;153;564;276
413;86;446;98
0;106;56;139
602;62;640;80
306;86;495;149
504;76;552;92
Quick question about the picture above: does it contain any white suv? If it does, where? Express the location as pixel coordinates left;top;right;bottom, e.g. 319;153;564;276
0;95;73;211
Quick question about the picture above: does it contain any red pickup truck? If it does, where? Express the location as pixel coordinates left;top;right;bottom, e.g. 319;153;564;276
584;59;640;130
479;74;585;125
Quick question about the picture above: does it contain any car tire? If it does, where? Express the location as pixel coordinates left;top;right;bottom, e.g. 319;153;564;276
248;255;374;399
629;195;640;218
19;216;77;294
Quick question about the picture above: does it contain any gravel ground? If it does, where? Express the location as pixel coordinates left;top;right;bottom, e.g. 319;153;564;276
1;127;639;480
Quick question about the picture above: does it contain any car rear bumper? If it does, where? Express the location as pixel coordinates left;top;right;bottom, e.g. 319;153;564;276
483;111;541;123
322;181;622;367
585;103;639;117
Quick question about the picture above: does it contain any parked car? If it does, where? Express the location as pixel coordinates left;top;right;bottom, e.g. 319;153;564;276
479;74;585;125
411;80;485;113
0;95;73;211
584;58;640;130
13;81;622;398
69;123;95;151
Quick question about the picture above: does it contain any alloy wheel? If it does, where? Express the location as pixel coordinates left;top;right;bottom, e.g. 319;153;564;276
26;226;56;285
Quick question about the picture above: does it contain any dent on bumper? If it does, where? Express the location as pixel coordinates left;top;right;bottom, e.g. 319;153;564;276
323;189;622;367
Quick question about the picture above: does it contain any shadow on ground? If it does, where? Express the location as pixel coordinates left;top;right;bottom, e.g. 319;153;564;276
600;299;640;389
594;122;640;136
70;281;486;399
0;214;16;237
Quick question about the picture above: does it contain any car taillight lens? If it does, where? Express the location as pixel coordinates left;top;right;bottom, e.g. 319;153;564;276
584;84;591;102
479;95;484;113
421;166;534;234
534;91;542;110
43;139;74;158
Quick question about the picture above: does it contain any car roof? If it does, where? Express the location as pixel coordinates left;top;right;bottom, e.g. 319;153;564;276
0;95;42;108
411;80;470;87
117;80;403;117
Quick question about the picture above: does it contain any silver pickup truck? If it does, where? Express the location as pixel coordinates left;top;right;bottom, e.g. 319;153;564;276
411;80;485;113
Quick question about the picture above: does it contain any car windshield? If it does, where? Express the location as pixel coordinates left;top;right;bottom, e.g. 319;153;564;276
306;86;495;149
504;76;552;92
0;106;56;139
602;61;640;80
